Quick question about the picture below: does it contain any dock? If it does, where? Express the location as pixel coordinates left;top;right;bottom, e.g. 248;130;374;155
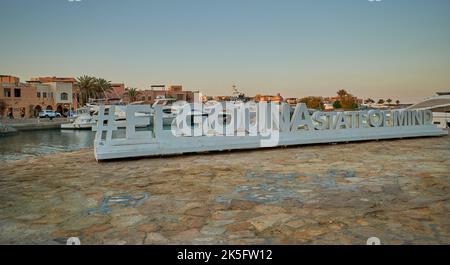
0;118;70;132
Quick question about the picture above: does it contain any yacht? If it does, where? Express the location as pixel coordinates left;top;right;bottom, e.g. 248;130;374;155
407;92;450;129
111;105;151;128
87;102;151;128
61;108;96;130
150;97;182;126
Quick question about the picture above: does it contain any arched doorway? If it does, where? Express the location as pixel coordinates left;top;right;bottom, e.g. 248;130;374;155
46;105;53;111
56;105;63;114
34;105;42;117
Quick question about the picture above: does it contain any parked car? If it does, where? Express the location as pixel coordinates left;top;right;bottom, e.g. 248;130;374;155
39;110;62;119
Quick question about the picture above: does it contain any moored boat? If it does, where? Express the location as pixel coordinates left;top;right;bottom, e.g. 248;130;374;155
61;108;96;130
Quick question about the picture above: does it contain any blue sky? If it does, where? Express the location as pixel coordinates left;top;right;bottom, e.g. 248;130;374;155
1;0;449;102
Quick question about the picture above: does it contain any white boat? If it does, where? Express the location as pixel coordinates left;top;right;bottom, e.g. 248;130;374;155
88;103;151;128
407;92;450;129
114;106;151;128
61;108;96;130
432;112;450;129
150;97;183;126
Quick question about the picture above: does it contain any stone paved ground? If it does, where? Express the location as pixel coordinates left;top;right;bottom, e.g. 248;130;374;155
0;134;449;245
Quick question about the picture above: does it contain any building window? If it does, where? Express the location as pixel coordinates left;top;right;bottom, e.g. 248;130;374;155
50;92;53;98
14;89;21;97
61;92;68;100
4;88;11;97
43;92;47;98
37;92;41;98
141;96;146;101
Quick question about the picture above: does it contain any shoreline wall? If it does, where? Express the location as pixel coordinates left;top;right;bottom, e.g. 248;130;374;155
0;118;70;132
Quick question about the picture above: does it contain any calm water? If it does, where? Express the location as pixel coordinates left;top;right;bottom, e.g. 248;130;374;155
0;130;96;161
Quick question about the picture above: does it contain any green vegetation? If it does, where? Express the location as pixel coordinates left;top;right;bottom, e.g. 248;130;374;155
124;87;141;102
365;98;375;104
298;96;324;110
333;100;342;109
365;98;400;105
335;89;358;109
77;75;113;106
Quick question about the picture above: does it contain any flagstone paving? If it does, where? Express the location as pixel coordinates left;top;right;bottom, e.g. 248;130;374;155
0;134;449;244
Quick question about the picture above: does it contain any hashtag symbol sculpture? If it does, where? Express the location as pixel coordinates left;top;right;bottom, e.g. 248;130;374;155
93;105;118;144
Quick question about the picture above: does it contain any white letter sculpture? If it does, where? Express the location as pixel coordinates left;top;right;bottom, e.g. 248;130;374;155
93;103;447;161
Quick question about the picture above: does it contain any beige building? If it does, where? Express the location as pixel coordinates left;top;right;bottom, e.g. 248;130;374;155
1;75;41;118
0;75;78;118
27;77;78;114
137;85;195;104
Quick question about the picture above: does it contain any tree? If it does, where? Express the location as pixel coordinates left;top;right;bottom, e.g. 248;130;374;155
76;76;114;105
333;100;342;109
124;88;141;102
340;95;359;109
337;89;348;99
334;90;358;109
95;78;113;99
77;75;96;106
378;99;385;104
299;97;324;110
365;98;374;104
396;100;400;105
386;98;392;105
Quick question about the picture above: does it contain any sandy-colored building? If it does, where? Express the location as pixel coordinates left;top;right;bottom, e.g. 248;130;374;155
105;83;126;100
0;75;78;118
0;75;20;84
27;77;78;115
254;93;284;102
137;85;195;104
0;75;38;118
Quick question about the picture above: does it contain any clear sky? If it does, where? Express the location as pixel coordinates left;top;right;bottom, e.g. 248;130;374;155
1;0;449;103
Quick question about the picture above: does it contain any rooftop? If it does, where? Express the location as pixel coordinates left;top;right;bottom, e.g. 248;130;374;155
27;77;77;83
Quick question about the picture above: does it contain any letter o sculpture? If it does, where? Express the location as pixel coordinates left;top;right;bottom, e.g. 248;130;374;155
368;110;383;127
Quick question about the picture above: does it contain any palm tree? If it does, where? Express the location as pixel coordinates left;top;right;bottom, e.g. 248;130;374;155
337;89;348;99
77;75;96;106
95;78;113;99
378;99;385;104
365;98;374;104
77;76;115;105
395;99;400;105
386;98;392;105
124;88;141;102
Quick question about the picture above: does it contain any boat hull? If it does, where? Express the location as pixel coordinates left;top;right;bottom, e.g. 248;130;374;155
61;123;94;130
